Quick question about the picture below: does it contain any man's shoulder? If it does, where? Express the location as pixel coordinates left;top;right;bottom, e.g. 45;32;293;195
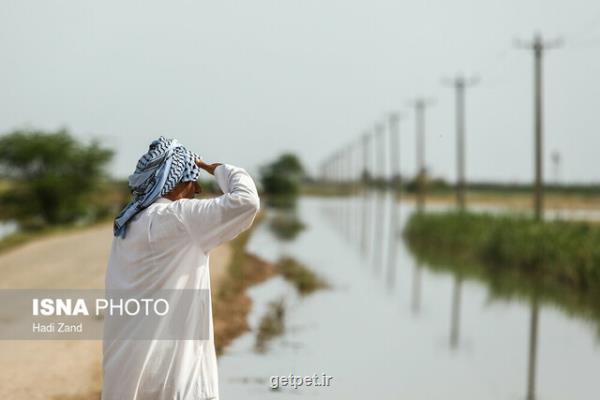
149;198;209;217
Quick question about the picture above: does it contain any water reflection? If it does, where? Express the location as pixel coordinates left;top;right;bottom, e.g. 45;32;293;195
385;193;398;292
449;275;463;349
526;295;540;400
268;211;306;242
219;195;600;399
321;193;600;398
0;220;18;240
372;191;385;275
411;261;422;316
360;190;370;257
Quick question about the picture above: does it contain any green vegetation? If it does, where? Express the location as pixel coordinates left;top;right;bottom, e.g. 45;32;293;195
212;213;279;354
255;298;286;353
0;179;11;194
302;180;600;211
268;212;305;241
306;173;600;196
277;256;328;295
0;128;114;228
404;211;600;335
404;212;600;290
260;153;305;208
301;182;359;197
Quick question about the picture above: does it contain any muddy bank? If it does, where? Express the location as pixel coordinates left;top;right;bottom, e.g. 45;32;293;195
212;220;278;354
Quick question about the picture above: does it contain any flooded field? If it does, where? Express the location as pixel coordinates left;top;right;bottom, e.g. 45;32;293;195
219;195;600;400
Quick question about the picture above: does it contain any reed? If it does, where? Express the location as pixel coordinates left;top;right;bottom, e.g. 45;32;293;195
404;211;600;293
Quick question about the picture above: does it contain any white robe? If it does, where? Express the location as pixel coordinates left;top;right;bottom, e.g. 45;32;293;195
102;164;259;400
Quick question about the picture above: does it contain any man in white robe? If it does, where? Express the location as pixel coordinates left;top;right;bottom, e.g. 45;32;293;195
103;137;259;400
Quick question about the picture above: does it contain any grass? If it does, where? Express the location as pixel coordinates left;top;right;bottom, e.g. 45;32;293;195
268;212;305;241
255;298;286;353
0;179;11;194
277;256;328;295
212;213;279;354
404;212;600;291
216;213;265;300
0;178;129;255
404;211;600;336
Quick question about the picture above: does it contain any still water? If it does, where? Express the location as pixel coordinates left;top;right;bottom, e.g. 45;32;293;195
219;195;600;400
0;221;18;240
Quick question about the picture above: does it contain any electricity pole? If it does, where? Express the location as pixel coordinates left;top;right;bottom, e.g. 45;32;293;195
362;131;371;184
335;150;342;184
551;150;561;185
443;75;479;212
388;112;403;190
408;98;434;213
345;143;353;185
516;33;562;221
375;122;386;185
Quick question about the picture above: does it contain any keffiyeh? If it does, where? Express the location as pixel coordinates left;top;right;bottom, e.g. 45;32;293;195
113;136;201;238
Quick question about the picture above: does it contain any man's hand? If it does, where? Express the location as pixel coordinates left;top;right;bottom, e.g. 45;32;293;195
196;159;222;176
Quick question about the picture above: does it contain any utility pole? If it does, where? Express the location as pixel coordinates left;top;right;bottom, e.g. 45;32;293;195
443;75;479;212
329;155;335;183
360;131;372;256
345;143;354;238
551;150;561;185
375;122;386;185
388;112;403;190
516;33;562;221
362;131;371;184
345;143;353;185
408;98;434;213
335;150;342;185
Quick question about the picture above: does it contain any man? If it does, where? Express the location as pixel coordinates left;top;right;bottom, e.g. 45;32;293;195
103;137;259;400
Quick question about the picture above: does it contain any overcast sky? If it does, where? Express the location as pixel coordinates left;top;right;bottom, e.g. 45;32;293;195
1;0;600;183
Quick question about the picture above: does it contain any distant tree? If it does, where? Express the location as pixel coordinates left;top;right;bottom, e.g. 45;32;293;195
260;153;305;208
0;128;113;226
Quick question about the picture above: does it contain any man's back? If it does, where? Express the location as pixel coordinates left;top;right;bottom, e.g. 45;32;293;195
102;164;259;400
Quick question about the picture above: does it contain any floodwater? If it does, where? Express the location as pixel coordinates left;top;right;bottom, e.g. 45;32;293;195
219;195;600;400
0;221;17;240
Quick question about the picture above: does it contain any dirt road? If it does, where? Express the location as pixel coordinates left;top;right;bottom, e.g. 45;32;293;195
0;223;231;400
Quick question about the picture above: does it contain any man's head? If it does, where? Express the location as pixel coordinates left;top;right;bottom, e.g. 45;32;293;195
113;136;203;238
164;180;201;201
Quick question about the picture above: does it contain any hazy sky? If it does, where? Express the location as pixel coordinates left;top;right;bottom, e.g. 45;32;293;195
1;0;600;183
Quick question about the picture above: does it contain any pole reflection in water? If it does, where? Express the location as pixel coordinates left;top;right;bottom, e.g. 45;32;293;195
353;195;361;245
372;190;386;275
360;189;371;257
385;192;399;292
353;192;361;244
411;261;422;315
343;196;351;242
245;197;600;400
449;274;463;349
526;294;540;400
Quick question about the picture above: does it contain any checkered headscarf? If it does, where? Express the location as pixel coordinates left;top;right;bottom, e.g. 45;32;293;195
113;136;201;238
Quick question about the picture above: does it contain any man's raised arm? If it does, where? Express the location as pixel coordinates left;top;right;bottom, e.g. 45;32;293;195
178;161;260;253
